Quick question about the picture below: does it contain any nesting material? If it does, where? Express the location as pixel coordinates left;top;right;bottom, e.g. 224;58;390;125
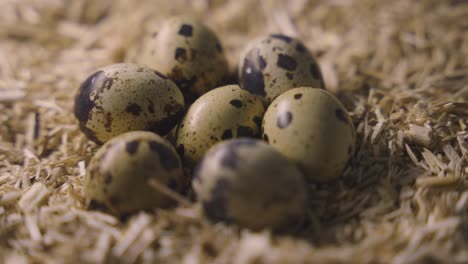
407;124;432;147
0;0;467;263
18;182;50;212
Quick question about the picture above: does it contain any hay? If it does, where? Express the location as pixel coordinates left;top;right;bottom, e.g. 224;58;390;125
0;0;467;262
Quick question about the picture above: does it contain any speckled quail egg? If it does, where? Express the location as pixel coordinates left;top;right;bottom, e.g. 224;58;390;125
262;88;356;182
84;131;185;215
176;85;265;169
74;63;185;144
193;138;307;231
238;34;325;104
139;17;229;104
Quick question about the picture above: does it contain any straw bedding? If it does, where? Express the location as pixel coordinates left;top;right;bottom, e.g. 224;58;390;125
0;0;467;263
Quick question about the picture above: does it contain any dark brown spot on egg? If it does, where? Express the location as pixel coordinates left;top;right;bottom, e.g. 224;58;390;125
203;178;232;222
104;113;112;131
175;47;188;62
126;140;140;155
237;126;255;137
271;78;277;86
277;111;293;129
163;101;183;116
148;141;180;170
253;115;262;128
272;47;282;52
286;72;294;80
296;43;306;53
151;32;158;38
263;133;269;142
229;99;243;108
104;173;113;185
240;49;266;96
178;24;193;37
102;77;114;91
277;54;297;71
221;129;233;140
270;34;292;43
125;103;142;116
258;55;267;70
294;93;302;99
335;109;349;124
74;71;105;124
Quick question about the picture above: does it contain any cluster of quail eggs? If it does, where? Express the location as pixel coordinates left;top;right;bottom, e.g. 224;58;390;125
74;16;356;230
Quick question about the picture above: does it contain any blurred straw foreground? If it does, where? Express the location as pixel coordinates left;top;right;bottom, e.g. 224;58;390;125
0;0;467;263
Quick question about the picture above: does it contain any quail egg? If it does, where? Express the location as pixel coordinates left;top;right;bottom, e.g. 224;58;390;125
74;63;185;144
84;131;185;215
193;138;307;231
238;34;325;104
176;85;264;168
139;17;229;104
262;88;356;182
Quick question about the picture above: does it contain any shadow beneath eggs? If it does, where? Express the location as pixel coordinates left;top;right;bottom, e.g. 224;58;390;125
282;128;422;245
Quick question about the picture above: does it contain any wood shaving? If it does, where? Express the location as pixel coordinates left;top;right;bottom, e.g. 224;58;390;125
18;182;50;212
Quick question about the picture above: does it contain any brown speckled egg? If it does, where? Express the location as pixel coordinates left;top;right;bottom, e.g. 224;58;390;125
139;17;229;104
193;138;307;231
262;88;356;182
84;131;185;215
238;34;325;104
74;63;185;144
176;85;264;169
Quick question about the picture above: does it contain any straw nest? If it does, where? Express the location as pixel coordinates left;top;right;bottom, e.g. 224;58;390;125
0;0;467;263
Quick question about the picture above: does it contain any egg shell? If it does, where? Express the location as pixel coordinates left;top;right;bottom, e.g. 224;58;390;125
193;138;307;231
84;131;186;215
238;34;325;104
176;85;265;168
262;88;356;182
139;17;229;104
74;63;185;144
